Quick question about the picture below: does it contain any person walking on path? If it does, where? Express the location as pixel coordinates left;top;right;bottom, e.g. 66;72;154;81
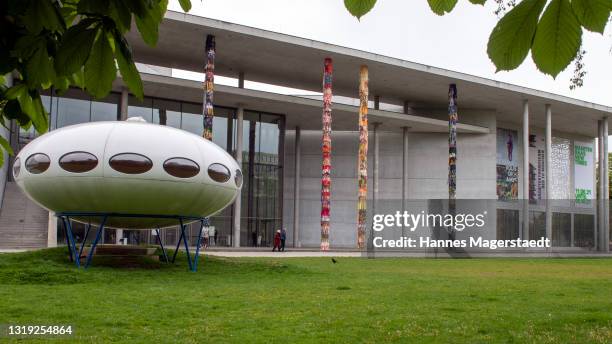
280;228;287;252
272;230;281;252
203;227;210;249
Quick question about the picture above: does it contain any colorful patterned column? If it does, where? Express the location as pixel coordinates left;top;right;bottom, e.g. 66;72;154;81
357;66;369;249
321;58;333;251
448;84;458;201
203;35;215;140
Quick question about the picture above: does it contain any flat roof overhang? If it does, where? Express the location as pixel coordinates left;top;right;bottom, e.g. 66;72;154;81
115;73;489;134
125;11;612;137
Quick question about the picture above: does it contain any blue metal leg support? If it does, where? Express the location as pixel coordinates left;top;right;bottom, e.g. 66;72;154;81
171;229;184;264
155;228;169;263
84;216;108;269
179;219;193;271
192;219;205;272
78;223;91;259
64;217;80;267
60;217;74;263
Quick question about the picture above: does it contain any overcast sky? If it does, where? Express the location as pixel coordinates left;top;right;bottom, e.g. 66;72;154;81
168;0;612;107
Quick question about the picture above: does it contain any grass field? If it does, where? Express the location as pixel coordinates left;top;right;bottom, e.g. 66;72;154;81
0;248;611;343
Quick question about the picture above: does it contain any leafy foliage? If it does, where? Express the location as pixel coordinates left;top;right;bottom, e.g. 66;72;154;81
344;0;378;20
343;0;612;81
0;0;192;165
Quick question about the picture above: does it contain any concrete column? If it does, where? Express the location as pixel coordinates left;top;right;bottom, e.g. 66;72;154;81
597;120;603;250
403;101;413;115
233;106;244;247
373;123;381;215
374;96;380;110
293;127;301;248
522;100;529;240
0;74;13;206
47;212;57;247
119;87;128;120
604;118;610;252
115;82;125;247
238;72;245;89
402;127;409;238
545;105;552;243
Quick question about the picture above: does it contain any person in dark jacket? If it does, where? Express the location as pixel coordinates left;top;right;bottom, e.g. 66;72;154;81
272;230;281;252
280;228;287;252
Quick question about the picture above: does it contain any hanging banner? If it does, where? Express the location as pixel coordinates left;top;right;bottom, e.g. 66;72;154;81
574;141;594;206
529;134;546;201
496;128;519;200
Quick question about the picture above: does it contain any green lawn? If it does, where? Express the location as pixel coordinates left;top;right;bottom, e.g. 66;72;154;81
0;248;611;343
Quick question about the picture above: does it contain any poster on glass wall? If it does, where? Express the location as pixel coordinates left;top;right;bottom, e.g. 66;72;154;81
529;134;546;201
497;128;519;200
574;141;594;207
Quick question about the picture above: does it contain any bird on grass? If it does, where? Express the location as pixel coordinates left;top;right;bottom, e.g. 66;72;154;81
331;258;337;264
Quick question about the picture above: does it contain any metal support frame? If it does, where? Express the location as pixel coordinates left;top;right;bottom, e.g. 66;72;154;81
57;212;207;272
155;228;169;263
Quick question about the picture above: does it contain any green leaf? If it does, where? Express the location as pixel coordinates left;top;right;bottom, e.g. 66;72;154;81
21;0;65;34
55;26;98;76
469;0;487;4
532;0;582;78
135;0;168;46
26;44;56;89
113;32;144;99
70;69;86;89
571;0;611;34
344;0;377;20
5;85;47;132
487;0;547;71
30;94;49;134
110;0;133;32
77;0;111;15
178;0;192;12
0;134;13;168
428;0;458;15
0;134;13;156
84;31;117;99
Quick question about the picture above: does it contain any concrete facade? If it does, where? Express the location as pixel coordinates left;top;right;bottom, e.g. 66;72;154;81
1;12;610;252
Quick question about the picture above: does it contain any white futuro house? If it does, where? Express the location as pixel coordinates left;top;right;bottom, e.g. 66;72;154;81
12;119;242;229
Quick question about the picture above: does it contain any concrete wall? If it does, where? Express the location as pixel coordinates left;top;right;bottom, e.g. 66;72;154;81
283;110;498;248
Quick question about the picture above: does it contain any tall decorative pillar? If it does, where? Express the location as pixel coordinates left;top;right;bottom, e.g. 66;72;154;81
203;35;215;140
448;84;458;201
321;58;333;251
357;66;369;249
448;84;458;240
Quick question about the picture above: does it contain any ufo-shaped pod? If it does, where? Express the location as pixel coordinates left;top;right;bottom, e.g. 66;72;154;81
13;121;242;229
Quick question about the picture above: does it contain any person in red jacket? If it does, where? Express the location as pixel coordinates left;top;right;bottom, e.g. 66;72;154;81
272;230;281;252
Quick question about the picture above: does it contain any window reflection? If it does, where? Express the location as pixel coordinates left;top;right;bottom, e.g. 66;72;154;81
109;153;153;174
25;153;51;174
59;152;98;173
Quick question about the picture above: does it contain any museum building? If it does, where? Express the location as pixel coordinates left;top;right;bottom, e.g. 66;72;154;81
0;11;610;252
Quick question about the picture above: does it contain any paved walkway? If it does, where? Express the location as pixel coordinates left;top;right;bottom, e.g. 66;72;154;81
205;250;361;258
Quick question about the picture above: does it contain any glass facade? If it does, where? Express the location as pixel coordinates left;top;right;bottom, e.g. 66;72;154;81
236;111;283;247
43;90;284;247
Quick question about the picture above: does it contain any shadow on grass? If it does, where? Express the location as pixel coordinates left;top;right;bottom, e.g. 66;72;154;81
0;247;312;286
